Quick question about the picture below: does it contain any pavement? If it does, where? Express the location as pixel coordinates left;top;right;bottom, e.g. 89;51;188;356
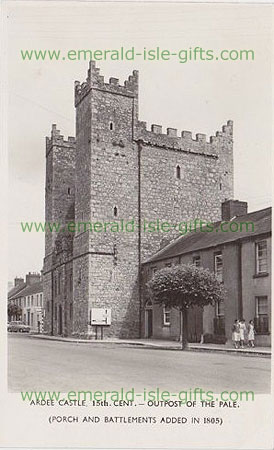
26;332;271;357
8;334;271;393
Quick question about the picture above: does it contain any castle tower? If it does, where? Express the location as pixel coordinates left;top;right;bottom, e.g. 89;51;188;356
44;61;233;339
72;61;140;338
43;126;76;335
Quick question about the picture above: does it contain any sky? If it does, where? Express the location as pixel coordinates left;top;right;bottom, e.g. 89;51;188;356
5;1;272;282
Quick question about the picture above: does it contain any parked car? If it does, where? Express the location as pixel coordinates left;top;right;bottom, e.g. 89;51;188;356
7;321;30;333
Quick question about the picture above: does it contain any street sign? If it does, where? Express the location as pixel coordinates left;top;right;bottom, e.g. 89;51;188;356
91;308;111;326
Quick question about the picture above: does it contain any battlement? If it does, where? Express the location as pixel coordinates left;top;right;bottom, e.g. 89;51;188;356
135;120;233;157
74;60;139;106
46;124;76;156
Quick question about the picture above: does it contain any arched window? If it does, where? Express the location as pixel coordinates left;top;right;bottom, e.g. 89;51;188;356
114;206;118;217
109;121;114;131
145;299;153;309
176;165;181;179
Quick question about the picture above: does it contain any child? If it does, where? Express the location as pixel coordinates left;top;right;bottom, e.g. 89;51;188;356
247;320;255;348
239;319;247;349
232;319;240;349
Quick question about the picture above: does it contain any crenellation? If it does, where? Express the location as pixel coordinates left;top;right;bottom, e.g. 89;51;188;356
167;128;177;137
46;124;76;156
195;133;206;142
151;124;162;134
109;77;119;85
182;131;192;139
75;60;138;106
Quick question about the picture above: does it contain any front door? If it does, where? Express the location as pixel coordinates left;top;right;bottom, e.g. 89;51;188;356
187;306;203;342
147;309;153;338
59;305;63;335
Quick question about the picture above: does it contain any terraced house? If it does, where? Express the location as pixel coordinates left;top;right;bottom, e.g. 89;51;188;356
8;272;44;333
142;202;271;347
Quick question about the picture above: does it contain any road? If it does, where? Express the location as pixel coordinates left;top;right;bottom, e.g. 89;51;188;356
8;334;271;394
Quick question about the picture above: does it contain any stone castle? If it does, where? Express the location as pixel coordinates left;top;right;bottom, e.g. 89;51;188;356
43;61;233;338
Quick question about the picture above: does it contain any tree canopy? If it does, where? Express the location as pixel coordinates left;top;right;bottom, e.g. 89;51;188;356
147;264;225;310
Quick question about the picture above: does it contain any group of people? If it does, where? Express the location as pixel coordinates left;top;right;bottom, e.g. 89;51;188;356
232;319;255;349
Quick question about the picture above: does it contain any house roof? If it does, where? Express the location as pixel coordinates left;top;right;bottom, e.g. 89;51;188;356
8;283;27;300
19;281;43;297
144;207;271;264
8;281;43;300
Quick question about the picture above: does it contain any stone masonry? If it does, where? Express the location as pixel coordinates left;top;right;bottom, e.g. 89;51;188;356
43;61;233;339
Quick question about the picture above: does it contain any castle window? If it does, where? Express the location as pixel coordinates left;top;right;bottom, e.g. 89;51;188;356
176;165;181;179
68;187;71;195
69;270;73;291
114;206;118;217
109;121;114;131
58;272;61;294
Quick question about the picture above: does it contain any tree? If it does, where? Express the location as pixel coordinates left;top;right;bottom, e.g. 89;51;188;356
8;303;22;321
147;264;225;350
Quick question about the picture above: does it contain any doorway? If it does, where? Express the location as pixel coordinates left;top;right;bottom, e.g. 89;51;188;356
58;305;63;335
145;300;153;338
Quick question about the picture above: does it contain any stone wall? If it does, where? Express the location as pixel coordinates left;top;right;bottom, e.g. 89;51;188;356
44;61;234;339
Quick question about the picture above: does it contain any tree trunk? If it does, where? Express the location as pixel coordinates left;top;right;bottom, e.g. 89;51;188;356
181;308;188;350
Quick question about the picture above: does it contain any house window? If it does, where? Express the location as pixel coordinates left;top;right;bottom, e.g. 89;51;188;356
152;267;158;275
40;293;43;306
163;306;171;326
214;252;223;281
256;240;267;274
176;165;181;179
70;303;73;320
165;262;172;268
54;305;57;321
255;296;269;334
216;300;225;317
31;295;34;306
193;256;201;267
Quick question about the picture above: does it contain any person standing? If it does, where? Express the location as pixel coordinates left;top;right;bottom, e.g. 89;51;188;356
239;319;247;348
247;320;255;347
232;319;240;349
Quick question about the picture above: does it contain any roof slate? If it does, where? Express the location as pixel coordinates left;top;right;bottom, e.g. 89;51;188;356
144;207;271;264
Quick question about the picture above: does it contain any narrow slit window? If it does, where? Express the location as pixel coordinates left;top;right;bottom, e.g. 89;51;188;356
68;187;71;195
176;165;181;179
114;206;118;217
109;121;114;131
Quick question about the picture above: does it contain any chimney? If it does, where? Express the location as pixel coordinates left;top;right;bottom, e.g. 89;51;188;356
14;277;24;287
221;200;248;221
25;272;41;285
